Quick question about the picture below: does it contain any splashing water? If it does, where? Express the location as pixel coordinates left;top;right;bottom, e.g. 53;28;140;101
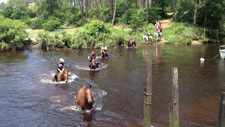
75;63;108;71
40;71;78;84
59;88;107;112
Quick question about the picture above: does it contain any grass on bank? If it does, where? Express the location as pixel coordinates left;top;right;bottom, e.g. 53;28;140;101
163;22;209;44
27;20;214;51
29;20;159;50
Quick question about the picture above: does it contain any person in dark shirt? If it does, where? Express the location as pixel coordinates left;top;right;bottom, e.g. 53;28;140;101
88;51;99;67
54;58;65;81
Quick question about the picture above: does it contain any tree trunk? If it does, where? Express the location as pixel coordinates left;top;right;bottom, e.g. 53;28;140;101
110;0;113;15
136;0;138;9
204;13;207;24
173;0;176;21
150;0;152;7
193;0;199;24
78;0;84;21
100;0;102;8
74;0;76;7
85;0;88;19
112;0;117;26
94;0;100;20
146;0;149;22
139;0;142;9
142;0;146;9
125;0;128;12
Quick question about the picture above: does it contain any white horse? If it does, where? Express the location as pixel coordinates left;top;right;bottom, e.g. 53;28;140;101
154;32;162;42
143;35;153;43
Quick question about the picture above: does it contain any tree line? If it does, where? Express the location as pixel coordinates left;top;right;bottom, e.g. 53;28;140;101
0;0;224;30
0;0;224;51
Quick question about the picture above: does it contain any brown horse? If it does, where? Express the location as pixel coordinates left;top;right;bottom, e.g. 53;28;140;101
57;70;68;82
76;86;94;110
100;49;108;58
127;39;136;47
89;59;99;69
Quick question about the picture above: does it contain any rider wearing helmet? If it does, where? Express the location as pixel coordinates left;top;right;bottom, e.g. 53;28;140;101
54;58;65;81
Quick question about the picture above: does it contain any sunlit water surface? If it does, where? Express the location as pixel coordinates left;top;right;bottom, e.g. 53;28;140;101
0;44;224;127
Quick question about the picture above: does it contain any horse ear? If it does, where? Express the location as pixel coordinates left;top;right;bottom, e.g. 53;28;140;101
89;85;92;88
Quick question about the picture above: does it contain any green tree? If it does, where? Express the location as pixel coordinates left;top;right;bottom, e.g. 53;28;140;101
0;16;28;51
2;6;14;18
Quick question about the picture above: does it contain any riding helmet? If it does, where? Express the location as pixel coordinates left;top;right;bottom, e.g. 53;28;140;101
59;58;64;63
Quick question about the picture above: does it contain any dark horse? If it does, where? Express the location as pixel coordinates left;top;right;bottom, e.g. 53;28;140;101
76;85;94;110
127;39;136;47
100;49;109;59
89;59;99;69
56;70;69;82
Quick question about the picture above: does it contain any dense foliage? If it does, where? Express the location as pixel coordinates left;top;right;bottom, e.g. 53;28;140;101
163;23;209;44
0;16;28;51
0;0;224;51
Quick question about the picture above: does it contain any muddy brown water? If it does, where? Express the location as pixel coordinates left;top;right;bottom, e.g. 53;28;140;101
0;44;224;127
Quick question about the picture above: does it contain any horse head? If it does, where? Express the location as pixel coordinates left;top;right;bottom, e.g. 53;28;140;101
63;70;68;82
85;87;93;105
91;59;96;68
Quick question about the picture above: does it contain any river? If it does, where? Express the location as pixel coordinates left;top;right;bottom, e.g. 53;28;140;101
0;44;224;127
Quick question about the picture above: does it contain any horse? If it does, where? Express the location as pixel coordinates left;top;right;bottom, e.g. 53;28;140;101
76;85;94;110
127;39;136;47
57;70;69;82
154;32;162;42
143;35;153;43
100;49;109;59
89;59;99;69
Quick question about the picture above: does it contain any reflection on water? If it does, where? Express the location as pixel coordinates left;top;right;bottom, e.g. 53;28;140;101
0;44;224;126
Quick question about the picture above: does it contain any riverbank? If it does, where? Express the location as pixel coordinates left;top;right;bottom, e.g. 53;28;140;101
25;18;208;50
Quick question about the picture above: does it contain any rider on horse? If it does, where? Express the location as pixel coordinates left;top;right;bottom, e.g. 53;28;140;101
147;31;151;40
158;23;162;35
54;58;64;81
101;44;108;57
129;35;133;44
88;51;99;67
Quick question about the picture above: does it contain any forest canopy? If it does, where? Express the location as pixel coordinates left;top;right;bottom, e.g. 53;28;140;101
0;0;224;50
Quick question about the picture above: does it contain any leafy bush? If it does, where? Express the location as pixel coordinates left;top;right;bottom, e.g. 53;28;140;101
100;6;112;22
42;18;61;31
0;16;28;51
37;30;76;50
129;9;146;29
10;5;32;20
2;6;14;18
175;0;194;23
163;22;209;44
24;18;32;26
30;18;43;29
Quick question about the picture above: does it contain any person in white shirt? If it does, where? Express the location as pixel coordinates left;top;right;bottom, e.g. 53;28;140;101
100;44;108;58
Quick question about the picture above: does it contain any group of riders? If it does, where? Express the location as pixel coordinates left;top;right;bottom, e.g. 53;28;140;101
54;44;108;81
144;20;163;42
54;21;162;82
